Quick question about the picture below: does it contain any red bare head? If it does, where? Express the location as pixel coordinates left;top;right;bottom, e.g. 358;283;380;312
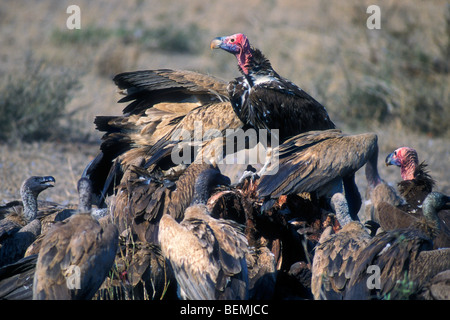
385;147;419;180
211;33;252;74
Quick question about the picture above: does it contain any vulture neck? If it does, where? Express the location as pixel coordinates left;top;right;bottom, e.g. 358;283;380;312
190;172;214;206
21;186;38;223
190;168;230;207
77;178;94;214
421;193;444;232
365;144;382;189
78;189;92;213
401;152;419;181
240;47;275;86
331;193;352;227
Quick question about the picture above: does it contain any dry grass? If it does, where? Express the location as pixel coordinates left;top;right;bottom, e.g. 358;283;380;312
0;0;449;212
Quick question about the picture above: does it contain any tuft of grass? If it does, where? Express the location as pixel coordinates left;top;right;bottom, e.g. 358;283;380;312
51;22;202;54
51;25;113;46
383;271;416;300
0;55;81;143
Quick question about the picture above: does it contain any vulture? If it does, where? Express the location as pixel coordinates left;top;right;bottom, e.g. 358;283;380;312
344;192;450;300
385;146;435;209
417;269;450;300
158;165;250;300
257;129;379;219
112;162;233;245
0;176;55;267
372;147;449;248
33;178;119;300
82;69;249;241
311;193;375;300
211;33;335;144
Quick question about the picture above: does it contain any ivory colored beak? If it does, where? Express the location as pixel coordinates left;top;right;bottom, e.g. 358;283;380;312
210;38;222;50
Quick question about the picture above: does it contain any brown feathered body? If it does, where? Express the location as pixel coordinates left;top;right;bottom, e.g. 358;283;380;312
258;130;377;198
33;212;118;300
85;69;242;205
159;204;249;300
83;69;244;243
257;129;378;219
345;192;450;299
312;222;372;300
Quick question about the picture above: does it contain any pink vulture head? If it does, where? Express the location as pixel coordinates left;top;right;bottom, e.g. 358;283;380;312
385;146;419;181
211;33;252;74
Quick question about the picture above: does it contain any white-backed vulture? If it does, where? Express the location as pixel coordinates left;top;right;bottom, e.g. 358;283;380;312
257;129;379;219
32;178;119;300
344;192;450;300
83;69;243;208
158;166;249;300
311;193;375;300
82;69;245;243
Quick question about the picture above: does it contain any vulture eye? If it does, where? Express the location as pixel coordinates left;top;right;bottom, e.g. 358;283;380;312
230;38;235;43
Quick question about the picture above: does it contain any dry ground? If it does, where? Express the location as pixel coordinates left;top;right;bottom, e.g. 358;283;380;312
0;0;449;219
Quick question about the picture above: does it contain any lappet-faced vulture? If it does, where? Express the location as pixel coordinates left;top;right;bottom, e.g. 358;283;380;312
211;33;335;144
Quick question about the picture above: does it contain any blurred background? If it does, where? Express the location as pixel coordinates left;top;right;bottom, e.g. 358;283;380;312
0;0;449;211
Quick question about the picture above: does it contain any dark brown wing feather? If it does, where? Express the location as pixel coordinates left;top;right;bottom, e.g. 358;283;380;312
159;206;248;300
85;69;240;203
345;228;433;300
311;222;371;300
33;214;118;300
258;130;377;198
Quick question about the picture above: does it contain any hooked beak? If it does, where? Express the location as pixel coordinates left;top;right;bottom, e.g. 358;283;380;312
385;152;400;167
40;176;56;188
210;37;223;50
210;36;240;54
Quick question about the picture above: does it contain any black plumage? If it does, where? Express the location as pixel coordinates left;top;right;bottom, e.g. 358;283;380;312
212;33;335;144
